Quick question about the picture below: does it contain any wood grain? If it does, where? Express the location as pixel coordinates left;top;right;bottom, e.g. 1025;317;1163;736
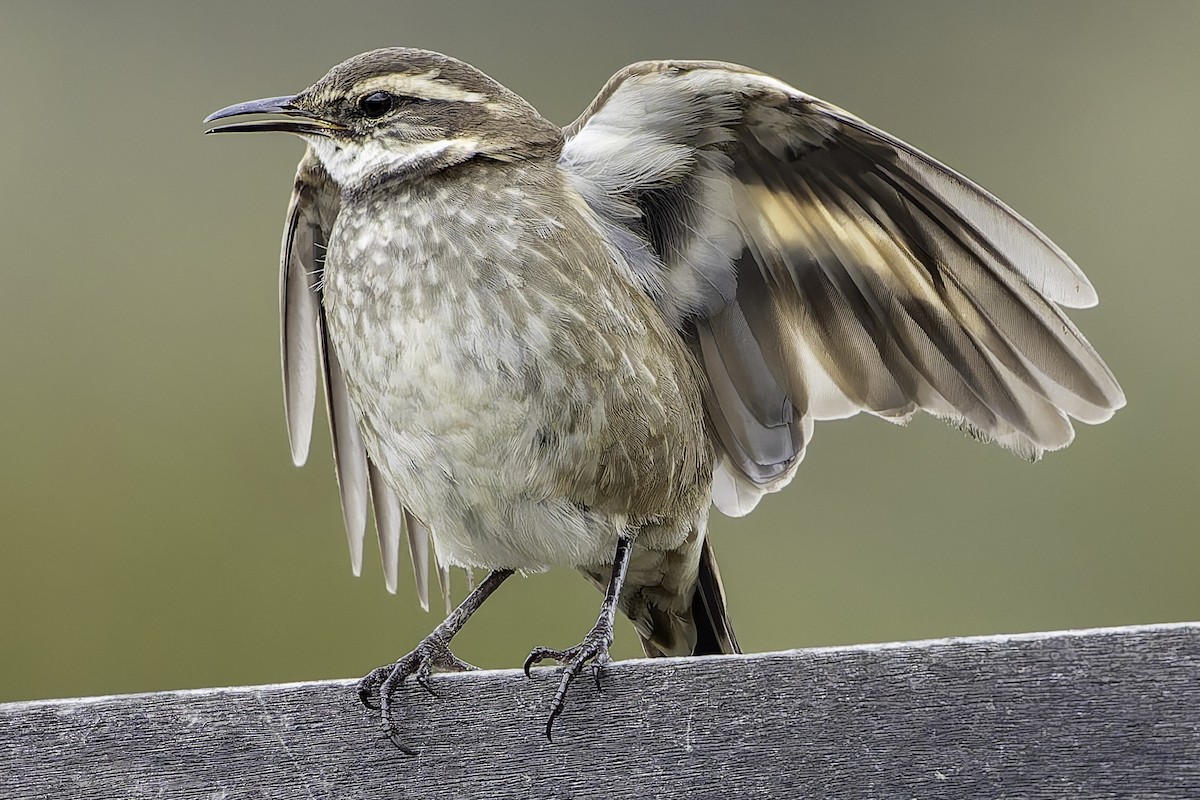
3;623;1198;799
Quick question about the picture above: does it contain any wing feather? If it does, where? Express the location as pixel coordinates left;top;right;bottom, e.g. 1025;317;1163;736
283;151;434;602
403;508;432;612
279;161;326;466
367;458;402;595
317;305;370;575
562;61;1125;514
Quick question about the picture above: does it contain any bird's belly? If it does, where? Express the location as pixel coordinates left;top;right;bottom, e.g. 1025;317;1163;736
325;293;623;572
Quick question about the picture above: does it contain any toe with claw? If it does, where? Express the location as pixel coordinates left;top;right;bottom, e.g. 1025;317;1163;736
352;569;513;753
524;622;615;740
355;631;478;753
523;535;635;741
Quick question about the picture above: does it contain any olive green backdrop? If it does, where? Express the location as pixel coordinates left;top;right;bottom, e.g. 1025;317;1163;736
2;1;1196;704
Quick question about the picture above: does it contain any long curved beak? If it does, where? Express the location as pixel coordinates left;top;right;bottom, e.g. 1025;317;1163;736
204;95;343;135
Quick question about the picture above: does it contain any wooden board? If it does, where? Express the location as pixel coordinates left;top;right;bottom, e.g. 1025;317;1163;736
2;623;1198;798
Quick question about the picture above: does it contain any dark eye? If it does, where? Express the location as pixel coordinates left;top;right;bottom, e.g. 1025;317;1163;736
358;91;396;118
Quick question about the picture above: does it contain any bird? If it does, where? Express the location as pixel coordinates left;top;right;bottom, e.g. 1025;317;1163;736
205;47;1125;750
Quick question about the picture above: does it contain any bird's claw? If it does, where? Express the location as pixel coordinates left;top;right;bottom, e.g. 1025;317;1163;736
524;624;614;740
355;630;479;753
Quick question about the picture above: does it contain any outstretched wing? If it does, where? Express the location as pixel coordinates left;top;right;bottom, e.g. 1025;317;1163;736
561;61;1125;516
281;152;439;610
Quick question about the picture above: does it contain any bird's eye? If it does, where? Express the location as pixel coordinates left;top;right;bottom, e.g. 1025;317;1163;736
358;91;396;118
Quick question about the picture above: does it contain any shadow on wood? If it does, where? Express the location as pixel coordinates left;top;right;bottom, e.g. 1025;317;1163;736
2;623;1198;798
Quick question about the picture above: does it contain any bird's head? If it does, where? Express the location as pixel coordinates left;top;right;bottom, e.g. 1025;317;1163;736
205;48;561;191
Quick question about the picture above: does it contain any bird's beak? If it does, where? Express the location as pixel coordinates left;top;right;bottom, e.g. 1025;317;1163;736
204;95;344;136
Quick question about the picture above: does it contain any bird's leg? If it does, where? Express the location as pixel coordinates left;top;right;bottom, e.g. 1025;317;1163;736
357;568;514;752
524;532;637;740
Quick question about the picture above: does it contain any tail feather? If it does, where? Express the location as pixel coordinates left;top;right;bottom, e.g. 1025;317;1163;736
637;538;740;657
690;538;740;655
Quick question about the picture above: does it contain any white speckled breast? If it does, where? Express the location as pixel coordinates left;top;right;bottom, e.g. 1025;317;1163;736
320;160;711;571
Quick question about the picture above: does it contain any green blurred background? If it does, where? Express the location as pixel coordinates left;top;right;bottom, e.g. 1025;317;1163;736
2;1;1196;704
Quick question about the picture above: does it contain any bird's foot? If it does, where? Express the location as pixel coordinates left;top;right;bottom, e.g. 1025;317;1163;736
356;628;479;754
523;619;614;740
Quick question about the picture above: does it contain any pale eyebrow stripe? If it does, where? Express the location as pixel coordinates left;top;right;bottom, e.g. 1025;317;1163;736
354;71;487;103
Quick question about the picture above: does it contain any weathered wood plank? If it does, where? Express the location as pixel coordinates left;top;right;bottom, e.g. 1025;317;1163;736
2;623;1198;799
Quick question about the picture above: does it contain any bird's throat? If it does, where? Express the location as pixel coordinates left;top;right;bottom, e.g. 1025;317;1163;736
307;136;479;192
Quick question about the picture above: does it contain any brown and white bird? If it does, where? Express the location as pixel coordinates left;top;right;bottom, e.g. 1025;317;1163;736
205;48;1124;748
